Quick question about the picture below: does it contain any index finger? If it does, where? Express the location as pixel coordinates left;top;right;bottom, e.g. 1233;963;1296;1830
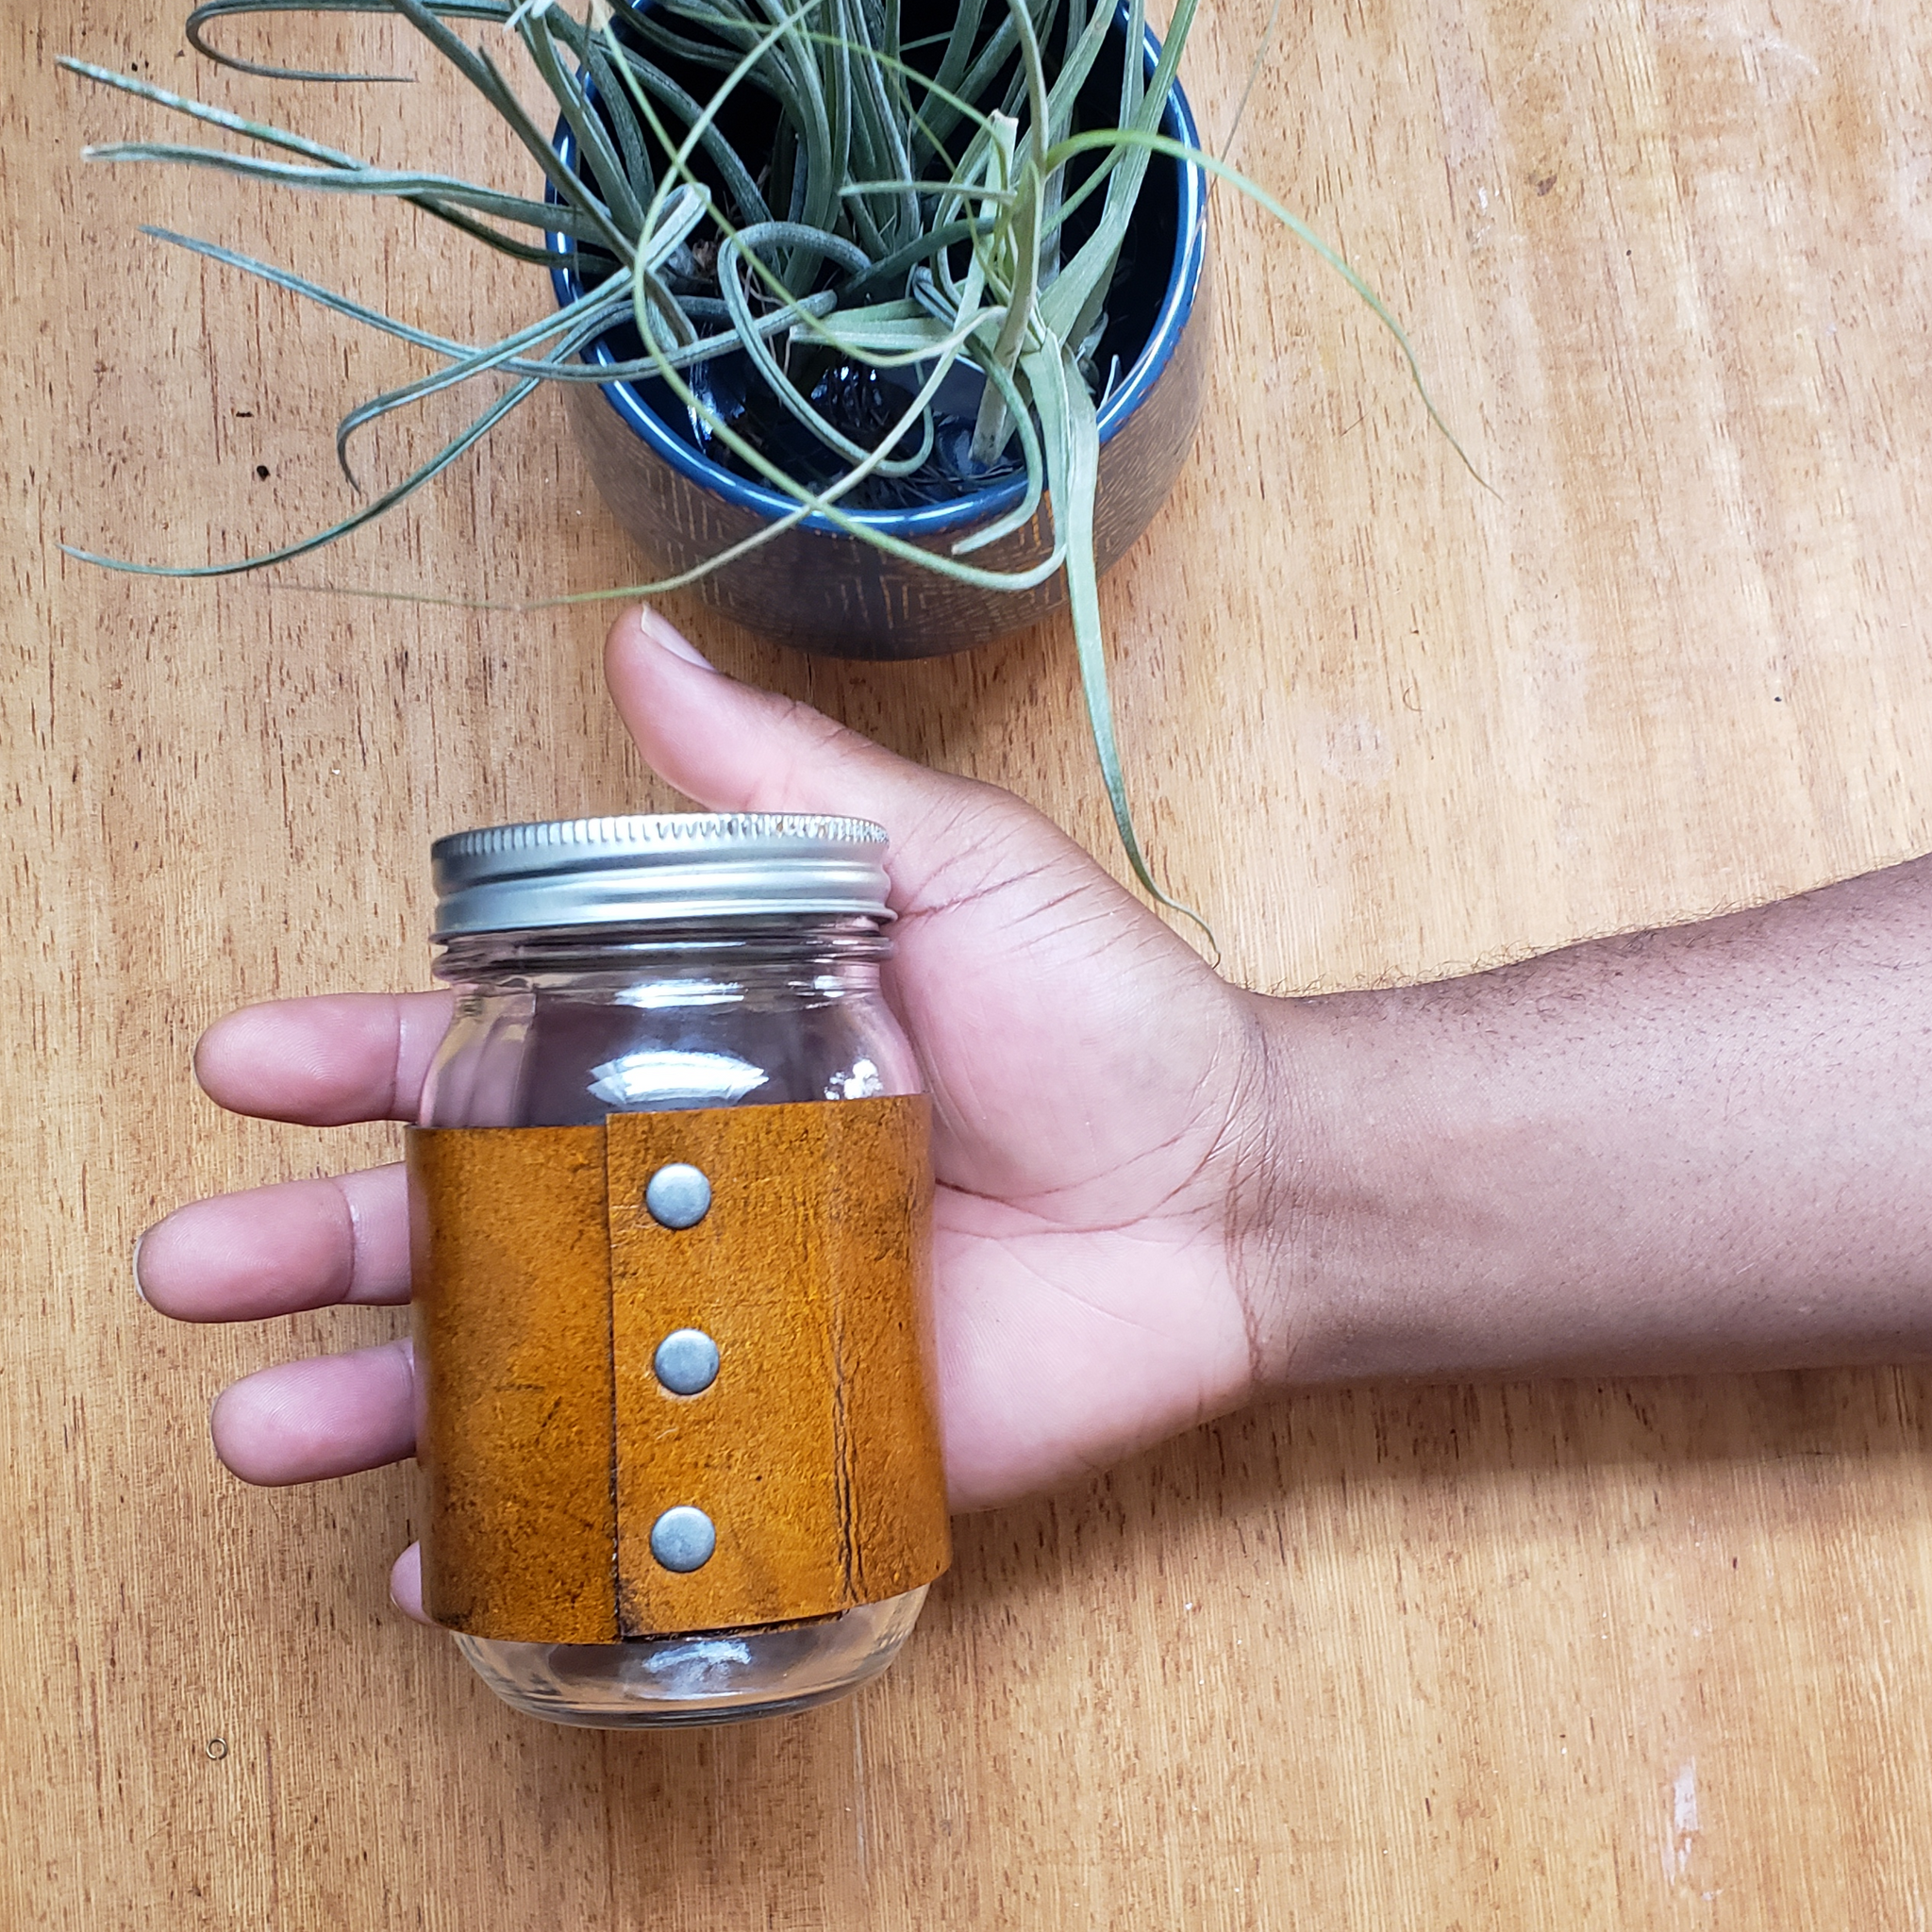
194;991;456;1126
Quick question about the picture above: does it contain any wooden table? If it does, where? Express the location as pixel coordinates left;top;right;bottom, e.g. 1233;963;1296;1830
9;1;1932;1923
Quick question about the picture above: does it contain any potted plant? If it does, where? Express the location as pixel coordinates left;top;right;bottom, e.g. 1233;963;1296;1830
62;0;1465;923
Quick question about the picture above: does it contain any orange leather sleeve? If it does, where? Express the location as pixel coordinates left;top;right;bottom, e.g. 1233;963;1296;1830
408;1097;949;1644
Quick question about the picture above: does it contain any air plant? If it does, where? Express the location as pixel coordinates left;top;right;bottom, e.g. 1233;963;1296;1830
61;0;1468;933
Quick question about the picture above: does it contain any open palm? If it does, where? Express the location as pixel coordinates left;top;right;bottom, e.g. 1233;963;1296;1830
137;609;1268;1619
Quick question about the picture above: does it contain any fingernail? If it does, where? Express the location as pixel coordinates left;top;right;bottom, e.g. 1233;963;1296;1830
132;1227;151;1306
639;607;714;670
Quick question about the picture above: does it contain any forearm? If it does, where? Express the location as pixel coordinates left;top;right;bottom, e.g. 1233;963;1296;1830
1241;854;1932;1388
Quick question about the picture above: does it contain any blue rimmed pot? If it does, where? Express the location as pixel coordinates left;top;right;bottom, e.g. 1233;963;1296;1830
548;12;1210;662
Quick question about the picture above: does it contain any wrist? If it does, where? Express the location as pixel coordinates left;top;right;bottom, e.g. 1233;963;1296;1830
1216;986;1323;1395
1221;979;1462;1394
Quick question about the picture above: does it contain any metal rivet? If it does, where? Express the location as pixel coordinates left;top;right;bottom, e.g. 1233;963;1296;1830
649;1506;717;1574
653;1328;720;1397
644;1162;711;1229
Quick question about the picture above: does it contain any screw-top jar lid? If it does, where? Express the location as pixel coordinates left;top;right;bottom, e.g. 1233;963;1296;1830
430;813;892;938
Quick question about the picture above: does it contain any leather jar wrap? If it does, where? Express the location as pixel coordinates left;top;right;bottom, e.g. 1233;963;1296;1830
407;1095;950;1643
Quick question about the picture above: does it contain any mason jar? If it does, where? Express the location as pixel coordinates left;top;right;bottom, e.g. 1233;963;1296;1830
408;813;947;1727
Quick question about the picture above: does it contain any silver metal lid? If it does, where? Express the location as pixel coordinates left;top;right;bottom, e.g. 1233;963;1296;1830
429;813;892;938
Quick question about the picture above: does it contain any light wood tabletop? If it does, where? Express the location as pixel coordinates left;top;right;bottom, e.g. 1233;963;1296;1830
8;0;1932;1924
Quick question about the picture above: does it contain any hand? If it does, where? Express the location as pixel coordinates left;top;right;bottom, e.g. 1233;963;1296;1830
135;608;1279;1621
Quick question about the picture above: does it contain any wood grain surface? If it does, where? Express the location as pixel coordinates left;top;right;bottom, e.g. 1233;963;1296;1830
8;0;1932;1924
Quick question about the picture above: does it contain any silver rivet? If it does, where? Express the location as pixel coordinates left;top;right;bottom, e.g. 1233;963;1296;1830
644;1162;711;1229
649;1506;716;1574
653;1328;720;1397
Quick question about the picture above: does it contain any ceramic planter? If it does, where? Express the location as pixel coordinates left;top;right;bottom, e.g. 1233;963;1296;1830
548;15;1210;661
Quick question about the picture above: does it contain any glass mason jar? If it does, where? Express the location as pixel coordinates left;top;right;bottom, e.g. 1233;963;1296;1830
413;813;936;1727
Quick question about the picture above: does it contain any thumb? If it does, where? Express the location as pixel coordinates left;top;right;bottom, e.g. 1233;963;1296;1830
604;604;1074;913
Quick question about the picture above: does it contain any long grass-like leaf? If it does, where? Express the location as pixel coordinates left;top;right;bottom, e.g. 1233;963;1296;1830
944;354;1046;553
386;0;625;250
141;224;609;367
334;284;628;486
60;55;561;262
523;9;644;239
1023;337;1214;948
630;285;1064;592
549;10;774;227
63;351;553;578
525;309;1061;603
228;296;1060;613
544;295;841;380
717;223;937;477
1044;125;1485;482
147;214;832;403
84;142;623;242
184;0;456;81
